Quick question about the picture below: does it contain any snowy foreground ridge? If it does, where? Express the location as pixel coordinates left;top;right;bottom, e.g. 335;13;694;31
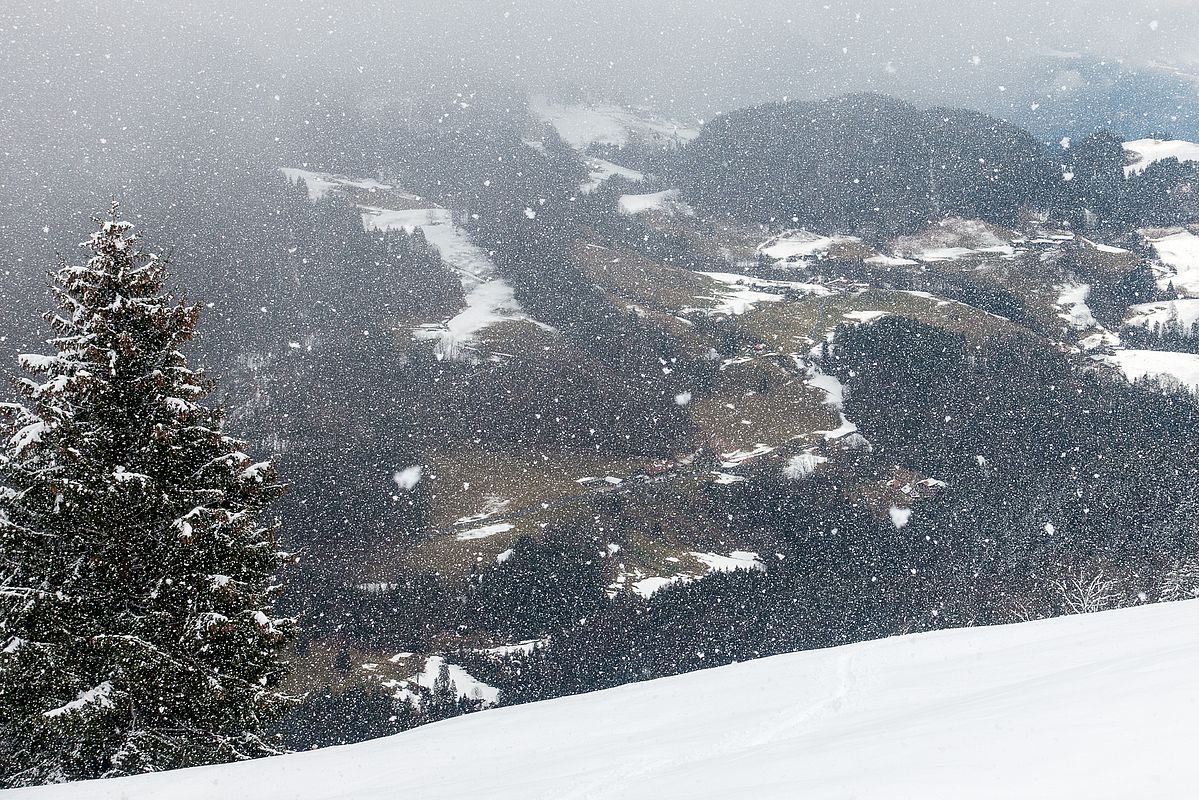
13;602;1199;800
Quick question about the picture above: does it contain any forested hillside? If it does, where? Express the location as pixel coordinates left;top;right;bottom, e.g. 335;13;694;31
3;84;1199;771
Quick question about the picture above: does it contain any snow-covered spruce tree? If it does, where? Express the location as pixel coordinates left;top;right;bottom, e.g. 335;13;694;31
0;205;295;787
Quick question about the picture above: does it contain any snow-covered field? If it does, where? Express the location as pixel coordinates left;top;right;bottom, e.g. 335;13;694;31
617;188;693;216
529;96;700;150
1144;228;1199;294
757;230;861;261
621;550;765;597
1057;283;1097;329
1125;297;1199;333
360;207;550;359
279;168;393;201
15;601;1199;800
807;370;859;439
579;157;644;193
1123;138;1199;177
1108;349;1199;392
892;217;1016;262
695;271;829;316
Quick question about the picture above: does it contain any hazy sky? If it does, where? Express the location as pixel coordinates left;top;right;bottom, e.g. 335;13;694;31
3;1;1196;119
0;0;1195;199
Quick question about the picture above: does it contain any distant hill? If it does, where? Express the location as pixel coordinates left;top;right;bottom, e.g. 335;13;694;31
673;93;1061;238
1001;55;1199;144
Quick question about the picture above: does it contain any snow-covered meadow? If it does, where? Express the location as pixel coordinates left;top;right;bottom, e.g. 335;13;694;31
13;600;1198;800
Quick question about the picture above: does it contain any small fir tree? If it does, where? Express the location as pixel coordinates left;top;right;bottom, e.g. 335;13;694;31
0;205;295;787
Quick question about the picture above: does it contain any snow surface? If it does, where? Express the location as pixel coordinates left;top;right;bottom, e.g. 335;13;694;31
841;309;887;324
1056;283;1097;329
1080;237;1130;254
617;189;693;216
529;96;700;150
453;496;511;527
696;272;829;316
1144;228;1199;294
392;466;422;491
579;158;645;194
1108;349;1199;392
361;207;551;359
280;168;392;201
1124;298;1199;334
718;443;775;468
361;208;489;278
476;640;543;658
414;656;499;706
20;601;1199;800
782;451;827;480
42;682;113;719
807;372;858;439
757;230;860;261
455;522;515;542
864;253;918;266
893;218;1015;262
630;550;764;597
691;551;764;574
1123;138;1199;177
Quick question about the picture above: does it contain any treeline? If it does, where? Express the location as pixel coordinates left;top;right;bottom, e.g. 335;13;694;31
830;316;1199;623
667;92;1199;239
1065;131;1199;229
444;316;1199;710
672;93;1058;239
1121;319;1199;354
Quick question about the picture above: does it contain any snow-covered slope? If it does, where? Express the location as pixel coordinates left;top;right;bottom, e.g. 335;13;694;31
1108;349;1199;392
1144;228;1199;294
579;157;644;193
279;168;393;201
529;95;700;150
1125;297;1199;333
757;230;862;261
277;169;551;362
15;601;1199;800
359;206;549;361
1124;138;1199;177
